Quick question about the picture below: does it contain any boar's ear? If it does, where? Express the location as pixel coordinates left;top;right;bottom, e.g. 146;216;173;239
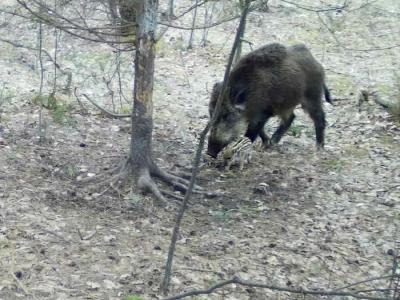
232;88;247;111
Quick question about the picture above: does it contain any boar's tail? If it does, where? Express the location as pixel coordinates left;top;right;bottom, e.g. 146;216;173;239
323;83;332;104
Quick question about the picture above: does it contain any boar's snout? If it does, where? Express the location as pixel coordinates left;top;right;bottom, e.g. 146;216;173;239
207;139;226;158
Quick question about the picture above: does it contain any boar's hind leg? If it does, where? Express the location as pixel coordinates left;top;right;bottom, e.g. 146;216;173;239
270;113;296;145
259;130;272;147
305;102;326;148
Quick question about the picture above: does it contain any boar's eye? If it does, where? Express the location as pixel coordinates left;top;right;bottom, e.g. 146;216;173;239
224;113;237;123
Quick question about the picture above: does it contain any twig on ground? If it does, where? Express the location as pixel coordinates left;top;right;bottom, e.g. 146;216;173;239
176;267;224;277
77;229;97;241
40;228;71;243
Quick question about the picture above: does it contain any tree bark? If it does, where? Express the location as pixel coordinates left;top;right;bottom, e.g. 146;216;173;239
125;0;204;202
129;0;157;181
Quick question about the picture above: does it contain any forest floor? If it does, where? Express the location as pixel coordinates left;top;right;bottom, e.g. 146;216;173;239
0;0;400;299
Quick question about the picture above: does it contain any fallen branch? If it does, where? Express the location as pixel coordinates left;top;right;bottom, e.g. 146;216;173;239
162;275;399;300
371;91;391;109
334;274;400;292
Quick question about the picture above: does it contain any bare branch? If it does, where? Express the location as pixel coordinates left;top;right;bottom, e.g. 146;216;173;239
14;0;136;44
174;0;207;19
334;274;400;292
317;6;400;52
162;275;400;300
280;0;349;13
159;14;241;30
0;37;66;74
81;93;131;118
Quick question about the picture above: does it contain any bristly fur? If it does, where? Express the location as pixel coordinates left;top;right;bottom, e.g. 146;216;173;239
207;43;331;158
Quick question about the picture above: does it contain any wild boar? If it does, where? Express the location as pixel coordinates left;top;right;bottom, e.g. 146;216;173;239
207;43;331;158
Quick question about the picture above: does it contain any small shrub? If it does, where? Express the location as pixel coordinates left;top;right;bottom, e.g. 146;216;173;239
323;158;344;172
390;73;400;121
32;93;75;125
120;106;131;114
66;165;78;178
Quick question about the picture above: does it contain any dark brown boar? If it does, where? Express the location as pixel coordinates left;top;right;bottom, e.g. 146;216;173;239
207;43;331;158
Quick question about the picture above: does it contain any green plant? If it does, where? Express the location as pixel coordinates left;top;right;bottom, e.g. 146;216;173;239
120;105;132;114
323;158;344;172
209;209;232;221
51;101;74;124
66;165;78;178
0;85;15;104
127;192;144;205
389;72;400;121
32;93;75;125
289;124;303;137
0;85;15;121
122;295;143;300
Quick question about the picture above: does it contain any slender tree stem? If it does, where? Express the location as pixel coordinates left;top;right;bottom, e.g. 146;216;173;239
160;0;252;295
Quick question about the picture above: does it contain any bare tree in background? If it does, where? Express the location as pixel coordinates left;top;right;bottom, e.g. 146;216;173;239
168;0;175;19
187;0;199;49
200;0;217;47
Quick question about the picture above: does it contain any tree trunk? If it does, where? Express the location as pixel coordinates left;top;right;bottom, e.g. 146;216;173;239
129;0;157;182
126;0;202;202
187;0;199;49
168;0;174;18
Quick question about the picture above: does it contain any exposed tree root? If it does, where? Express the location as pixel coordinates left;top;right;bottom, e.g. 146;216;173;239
150;163;204;194
159;189;184;202
152;163;221;198
137;167;168;204
87;157;209;203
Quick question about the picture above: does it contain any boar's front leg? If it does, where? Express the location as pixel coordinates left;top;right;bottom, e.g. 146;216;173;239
245;113;272;145
245;110;273;146
271;112;296;145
